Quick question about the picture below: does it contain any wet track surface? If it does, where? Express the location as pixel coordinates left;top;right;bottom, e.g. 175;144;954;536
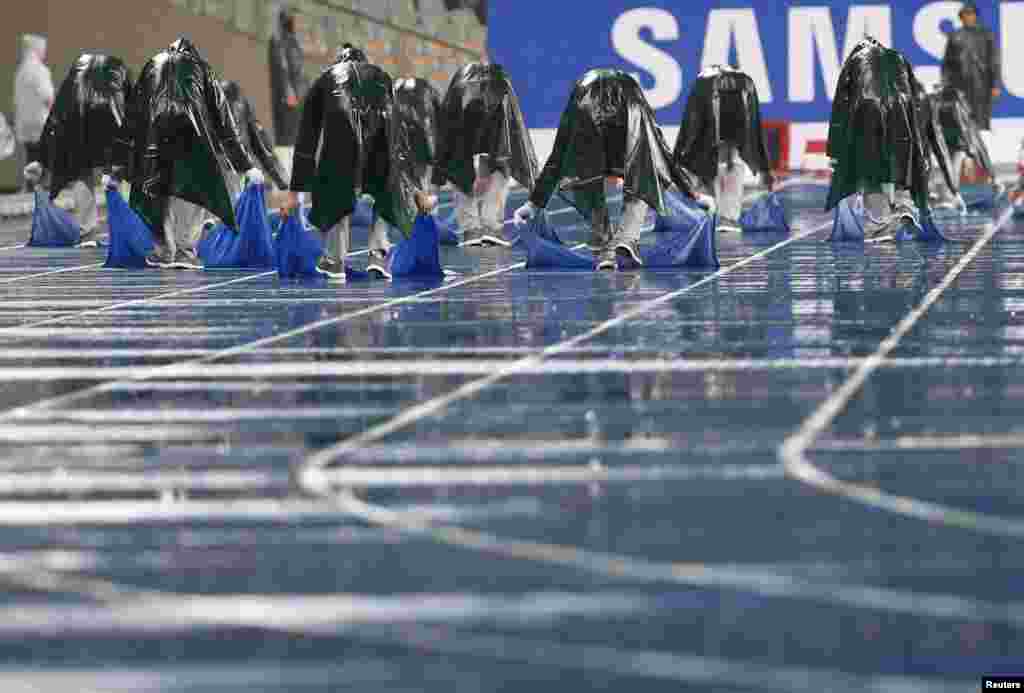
0;186;1018;691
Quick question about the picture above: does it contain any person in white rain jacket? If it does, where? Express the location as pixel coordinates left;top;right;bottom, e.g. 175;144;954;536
14;34;54;189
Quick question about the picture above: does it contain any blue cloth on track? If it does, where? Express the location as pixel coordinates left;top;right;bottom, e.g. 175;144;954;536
275;211;323;278
28;191;81;247
104;188;154;268
829;195;943;242
389;214;445;278
641;210;719;269
199;184;276;269
740;192;790;234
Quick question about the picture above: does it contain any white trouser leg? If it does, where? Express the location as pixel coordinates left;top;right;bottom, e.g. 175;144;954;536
325;215;351;262
454;189;481;232
618;195;649;245
480;169;509;236
368;216;391;253
164;196;206;255
70;175;98;234
713;144;744;225
273;147;294;189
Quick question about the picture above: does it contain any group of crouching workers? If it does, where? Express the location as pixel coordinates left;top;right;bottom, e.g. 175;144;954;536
25;33;993;281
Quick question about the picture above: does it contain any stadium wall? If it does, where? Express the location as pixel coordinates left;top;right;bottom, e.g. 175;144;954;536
490;1;1024;171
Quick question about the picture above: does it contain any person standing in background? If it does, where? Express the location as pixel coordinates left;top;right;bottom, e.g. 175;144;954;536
13;34;54;191
268;5;307;184
942;2;999;133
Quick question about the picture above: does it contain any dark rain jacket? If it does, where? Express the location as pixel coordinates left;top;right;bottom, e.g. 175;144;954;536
221;80;287;189
391;77;442;215
673;66;773;189
268;7;307;146
934;84;993;175
290;58;415;234
125;38;254;233
942;24;999;130
528;69;696;219
914;80;958;196
39;53;133;199
826;38;930;212
434;63;538;195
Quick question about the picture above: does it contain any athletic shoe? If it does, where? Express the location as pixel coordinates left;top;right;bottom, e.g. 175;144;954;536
614;240;643;268
366;249;392;280
145;247;175;268
595;248;617;271
75;228;103;249
316;256;346;282
172;248;203;270
717;217;742;233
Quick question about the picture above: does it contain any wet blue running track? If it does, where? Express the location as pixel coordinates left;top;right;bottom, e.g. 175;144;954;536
0;185;1019;691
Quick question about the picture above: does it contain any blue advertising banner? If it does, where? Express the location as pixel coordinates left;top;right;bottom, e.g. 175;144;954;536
489;1;1024;165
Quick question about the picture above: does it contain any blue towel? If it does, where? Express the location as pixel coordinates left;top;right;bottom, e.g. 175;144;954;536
275;211;324;279
103;188;154;268
829;196;866;242
640;211;719;269
389;214;445;278
199;184;277;269
657;190;710;233
28;191;81;247
520;216;593;270
740;192;790;234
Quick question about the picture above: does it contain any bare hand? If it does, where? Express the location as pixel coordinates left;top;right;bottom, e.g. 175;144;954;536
287;94;299;108
281;191;299;217
993;88;1001;98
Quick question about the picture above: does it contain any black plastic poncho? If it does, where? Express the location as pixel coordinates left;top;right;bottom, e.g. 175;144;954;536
38;53;133;200
290;59;414;234
434;63;538;195
390;77;441;223
221;80;287;189
826;38;930;212
941;23;999;130
935;84;993;175
528;69;696;219
125;38;254;233
914;80;958;196
673;66;772;188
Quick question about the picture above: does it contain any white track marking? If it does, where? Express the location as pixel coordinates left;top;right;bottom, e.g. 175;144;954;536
362;626;972;693
0;262;102;284
0;463;780;498
816;433;1024;452
330;488;1024;627
0;244;26;252
300;222;829;473
780;211;1024;538
0;499;343;525
3;354;1024;383
0;240;602;417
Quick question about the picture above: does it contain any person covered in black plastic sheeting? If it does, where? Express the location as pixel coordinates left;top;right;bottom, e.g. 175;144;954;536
26;53;133;247
220;79;288;191
673;65;774;233
930;82;994;209
906;76;961;216
513;68;705;270
434;62;538;247
942;2;999;132
826;37;931;238
392;76;442;211
283;43;415;282
123;38;261;270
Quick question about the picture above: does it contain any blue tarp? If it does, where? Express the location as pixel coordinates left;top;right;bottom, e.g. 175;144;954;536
829;195;945;243
275;211;323;279
740;192;790;234
198;184;277;270
389;214;445;278
103;188;154;268
28;191;80;247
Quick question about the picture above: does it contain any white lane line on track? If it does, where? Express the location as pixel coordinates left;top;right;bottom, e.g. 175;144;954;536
815;433;1024;452
0;244;26;252
300;221;830;474
3;354;1024;383
0;263;103;284
0;243;591;417
779;209;1024;539
360;625;972;693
